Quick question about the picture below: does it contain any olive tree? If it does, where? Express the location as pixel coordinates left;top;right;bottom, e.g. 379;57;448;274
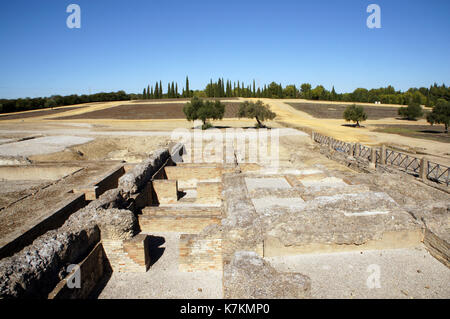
427;99;450;133
398;102;423;120
343;104;367;127
183;97;225;129
237;100;276;128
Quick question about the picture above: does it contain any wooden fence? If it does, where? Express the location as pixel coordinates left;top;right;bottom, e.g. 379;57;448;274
312;132;449;187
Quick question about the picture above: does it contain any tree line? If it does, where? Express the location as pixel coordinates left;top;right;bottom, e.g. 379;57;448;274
142;78;449;108
0;91;131;114
142;76;192;99
1;77;448;115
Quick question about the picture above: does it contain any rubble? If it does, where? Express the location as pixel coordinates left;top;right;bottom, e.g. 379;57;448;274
223;251;311;299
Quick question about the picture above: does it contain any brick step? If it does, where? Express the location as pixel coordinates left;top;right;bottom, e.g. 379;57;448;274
139;214;221;234
102;234;150;273
142;206;222;217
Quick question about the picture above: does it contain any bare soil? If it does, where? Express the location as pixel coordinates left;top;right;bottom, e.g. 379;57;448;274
54;102;243;120
287;102;404;120
131;97;240;103
29;136;171;162
0;162;119;249
0;106;84;121
372;124;450;144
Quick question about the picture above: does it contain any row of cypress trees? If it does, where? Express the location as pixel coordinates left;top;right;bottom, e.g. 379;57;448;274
205;78;285;98
142;77;285;100
142;77;192;99
141;78;449;107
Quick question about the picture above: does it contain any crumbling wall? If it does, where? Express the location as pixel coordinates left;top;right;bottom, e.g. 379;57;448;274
118;149;170;196
0;145;180;298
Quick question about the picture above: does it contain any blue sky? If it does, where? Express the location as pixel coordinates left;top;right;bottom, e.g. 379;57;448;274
0;0;449;99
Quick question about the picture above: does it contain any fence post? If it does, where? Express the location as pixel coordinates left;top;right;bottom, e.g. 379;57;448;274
369;148;377;170
419;157;428;181
381;145;386;165
371;148;376;163
354;143;360;157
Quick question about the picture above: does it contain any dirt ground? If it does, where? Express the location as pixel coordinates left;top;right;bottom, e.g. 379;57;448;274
29;136;171;162
54;102;243;120
0;97;448;165
0;106;84;121
373;124;450;144
287;102;403;120
251;98;450;165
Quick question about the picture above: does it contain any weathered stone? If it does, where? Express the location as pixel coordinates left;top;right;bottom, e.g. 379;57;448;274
118;149;170;196
223;251;310;299
96;209;138;240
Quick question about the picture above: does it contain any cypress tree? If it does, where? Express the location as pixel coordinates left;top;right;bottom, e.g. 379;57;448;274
143;88;146;99
210;79;213;97
331;86;337;101
159;81;163;99
222;78;225;97
155;82;159;99
150;86;154;99
253;80;256;97
185;76;190;98
216;79;220;97
175;83;178;98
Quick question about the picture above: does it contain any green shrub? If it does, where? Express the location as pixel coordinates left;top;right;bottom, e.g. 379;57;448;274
427;99;450;133
398;102;423;120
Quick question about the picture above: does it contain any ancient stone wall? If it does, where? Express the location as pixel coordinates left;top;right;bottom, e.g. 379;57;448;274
179;235;223;272
0;145;180;298
48;242;105;299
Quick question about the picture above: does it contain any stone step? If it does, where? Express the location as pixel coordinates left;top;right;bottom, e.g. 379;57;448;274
139;214;221;234
142;206;222;217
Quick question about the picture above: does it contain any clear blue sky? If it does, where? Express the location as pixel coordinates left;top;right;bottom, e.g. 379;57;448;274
0;0;449;99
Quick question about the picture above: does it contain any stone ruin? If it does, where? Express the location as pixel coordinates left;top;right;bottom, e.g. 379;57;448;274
0;131;448;299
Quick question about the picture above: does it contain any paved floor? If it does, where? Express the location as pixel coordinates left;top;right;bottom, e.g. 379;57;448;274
266;246;450;299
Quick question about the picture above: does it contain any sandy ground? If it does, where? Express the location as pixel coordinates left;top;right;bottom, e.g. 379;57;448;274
0;136;93;157
98;232;223;299
266;246;450;299
0;98;447;164
247;98;450;165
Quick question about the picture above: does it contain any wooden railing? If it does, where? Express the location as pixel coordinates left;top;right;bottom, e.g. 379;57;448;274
312;132;449;187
